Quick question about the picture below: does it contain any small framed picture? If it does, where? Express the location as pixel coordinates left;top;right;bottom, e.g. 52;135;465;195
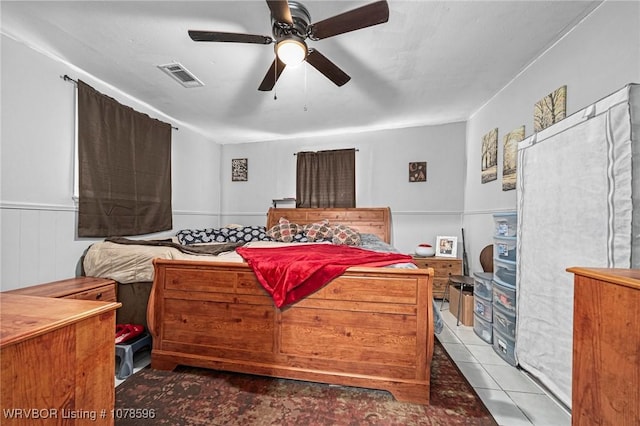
436;236;458;258
232;158;248;181
409;161;427;182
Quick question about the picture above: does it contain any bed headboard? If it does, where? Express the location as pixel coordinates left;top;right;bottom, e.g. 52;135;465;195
266;207;391;244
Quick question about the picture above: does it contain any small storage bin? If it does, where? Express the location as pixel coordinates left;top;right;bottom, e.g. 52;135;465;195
493;212;517;237
115;331;153;380
473;272;493;300
492;327;516;366
493;303;516;338
493;280;517;315
473;313;493;344
474;294;493;322
494;257;516;287
494;236;517;261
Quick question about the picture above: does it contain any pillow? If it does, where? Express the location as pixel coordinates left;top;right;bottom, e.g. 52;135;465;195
222;226;269;242
304;219;333;242
176;228;223;245
223;223;244;229
291;232;309;243
266;217;301;243
331;224;361;246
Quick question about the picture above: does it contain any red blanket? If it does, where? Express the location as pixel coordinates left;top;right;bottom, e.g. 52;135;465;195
236;244;413;308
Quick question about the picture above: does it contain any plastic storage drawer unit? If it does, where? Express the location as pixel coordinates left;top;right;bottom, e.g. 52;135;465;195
493;280;517;315
494;236;517;261
474;294;493;322
473;313;493;344
493;327;516;366
494;257;516;287
473;272;493;300
493;304;516;338
493;212;517;237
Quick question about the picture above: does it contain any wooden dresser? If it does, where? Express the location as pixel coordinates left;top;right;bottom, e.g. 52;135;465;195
412;256;462;298
1;293;120;425
4;277;117;302
568;267;640;426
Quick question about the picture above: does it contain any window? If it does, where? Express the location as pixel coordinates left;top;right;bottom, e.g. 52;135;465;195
76;80;172;237
295;148;356;208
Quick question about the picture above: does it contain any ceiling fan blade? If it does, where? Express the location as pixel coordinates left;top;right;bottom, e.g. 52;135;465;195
305;49;351;87
266;0;293;25
309;0;389;40
258;57;287;91
188;30;272;44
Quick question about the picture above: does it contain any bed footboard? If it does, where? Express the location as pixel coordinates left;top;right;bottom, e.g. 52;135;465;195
148;258;434;404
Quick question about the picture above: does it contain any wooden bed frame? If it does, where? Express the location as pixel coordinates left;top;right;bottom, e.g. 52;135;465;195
147;207;434;404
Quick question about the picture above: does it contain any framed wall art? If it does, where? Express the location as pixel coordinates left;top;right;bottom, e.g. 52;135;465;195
502;125;525;191
409;161;427;182
436;236;458;258
534;85;567;132
231;158;248;181
481;128;498;183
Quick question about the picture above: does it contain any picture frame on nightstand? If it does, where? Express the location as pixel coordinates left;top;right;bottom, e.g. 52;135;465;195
436;236;458;257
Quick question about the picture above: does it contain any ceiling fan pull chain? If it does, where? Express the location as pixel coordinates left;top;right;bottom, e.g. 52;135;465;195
274;59;278;100
304;62;308;111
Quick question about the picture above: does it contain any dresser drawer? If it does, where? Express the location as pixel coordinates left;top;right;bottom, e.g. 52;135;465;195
413;258;460;275
412;257;462;298
64;283;117;303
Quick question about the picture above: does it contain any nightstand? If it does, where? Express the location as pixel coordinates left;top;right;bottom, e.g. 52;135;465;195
4;276;117;302
411;256;462;299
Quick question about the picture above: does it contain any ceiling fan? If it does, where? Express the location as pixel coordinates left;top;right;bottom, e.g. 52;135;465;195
188;0;389;91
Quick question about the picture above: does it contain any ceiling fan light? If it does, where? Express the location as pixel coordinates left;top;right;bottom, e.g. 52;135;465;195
276;38;307;66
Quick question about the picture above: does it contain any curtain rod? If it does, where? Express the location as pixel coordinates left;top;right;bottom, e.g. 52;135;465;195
293;148;359;156
62;74;77;84
61;74;179;131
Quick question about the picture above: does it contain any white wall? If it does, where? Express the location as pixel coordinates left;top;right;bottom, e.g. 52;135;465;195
219;123;467;254
462;0;640;273
0;34;222;289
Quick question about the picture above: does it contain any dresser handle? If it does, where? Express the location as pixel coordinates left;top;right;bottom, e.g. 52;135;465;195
95;293;103;300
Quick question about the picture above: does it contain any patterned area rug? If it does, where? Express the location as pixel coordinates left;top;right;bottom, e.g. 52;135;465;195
115;338;496;425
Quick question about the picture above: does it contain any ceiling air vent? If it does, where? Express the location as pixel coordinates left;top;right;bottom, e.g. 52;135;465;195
157;62;204;88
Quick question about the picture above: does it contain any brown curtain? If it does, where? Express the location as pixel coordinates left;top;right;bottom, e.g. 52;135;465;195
77;80;172;237
296;148;356;208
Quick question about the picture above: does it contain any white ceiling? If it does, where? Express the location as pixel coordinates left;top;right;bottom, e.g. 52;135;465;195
1;0;602;144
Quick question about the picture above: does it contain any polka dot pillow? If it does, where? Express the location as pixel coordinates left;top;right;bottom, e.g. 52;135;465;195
176;228;223;245
177;226;269;245
221;226;269;242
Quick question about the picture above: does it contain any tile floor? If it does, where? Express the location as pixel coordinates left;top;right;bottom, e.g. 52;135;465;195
115;309;572;425
438;302;571;426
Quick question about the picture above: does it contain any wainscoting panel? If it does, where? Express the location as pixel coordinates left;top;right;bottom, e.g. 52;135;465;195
1;208;21;288
1;205;220;291
1;207;88;290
